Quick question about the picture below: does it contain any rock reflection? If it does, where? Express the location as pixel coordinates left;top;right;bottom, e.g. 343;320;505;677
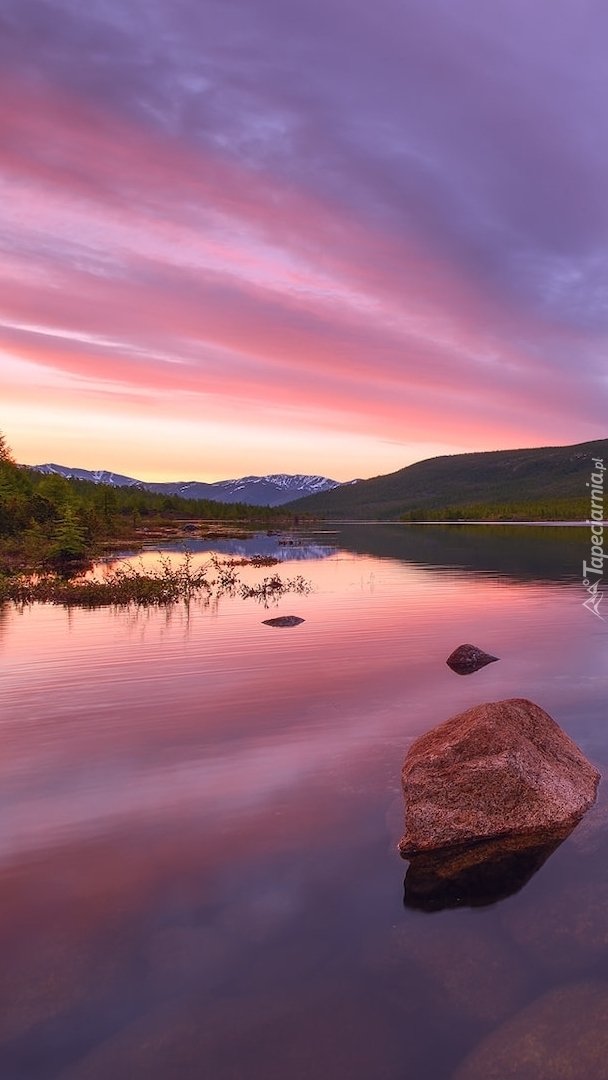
403;825;577;911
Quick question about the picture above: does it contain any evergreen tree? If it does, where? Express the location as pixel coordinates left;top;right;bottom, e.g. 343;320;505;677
0;431;15;463
49;507;88;567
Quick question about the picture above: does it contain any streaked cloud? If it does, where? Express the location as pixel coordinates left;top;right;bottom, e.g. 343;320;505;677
1;0;607;478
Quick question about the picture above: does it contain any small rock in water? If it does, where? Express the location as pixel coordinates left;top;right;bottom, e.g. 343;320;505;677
261;615;305;628
446;643;499;674
399;698;600;857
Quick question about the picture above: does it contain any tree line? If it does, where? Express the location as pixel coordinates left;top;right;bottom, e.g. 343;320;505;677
400;497;589;521
0;432;290;574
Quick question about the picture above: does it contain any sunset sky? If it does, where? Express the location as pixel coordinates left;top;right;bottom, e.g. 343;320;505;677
2;0;608;482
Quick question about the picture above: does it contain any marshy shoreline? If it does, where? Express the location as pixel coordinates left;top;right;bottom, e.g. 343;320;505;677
0;546;311;608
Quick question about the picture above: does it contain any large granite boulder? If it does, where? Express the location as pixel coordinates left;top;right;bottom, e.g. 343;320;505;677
399;698;600;858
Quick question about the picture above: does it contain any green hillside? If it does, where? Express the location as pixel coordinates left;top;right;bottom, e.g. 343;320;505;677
289;438;608;520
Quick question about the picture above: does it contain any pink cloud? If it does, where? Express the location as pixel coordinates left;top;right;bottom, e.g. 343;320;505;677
1;73;605;476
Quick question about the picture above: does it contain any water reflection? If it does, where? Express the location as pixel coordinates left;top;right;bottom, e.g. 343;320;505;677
101;523;588;581
0;601;9;646
403;825;576;911
138;532;338;562
0;526;606;1079
332;523;588;582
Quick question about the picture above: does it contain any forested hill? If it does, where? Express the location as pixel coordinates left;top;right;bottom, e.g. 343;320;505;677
288;439;608;520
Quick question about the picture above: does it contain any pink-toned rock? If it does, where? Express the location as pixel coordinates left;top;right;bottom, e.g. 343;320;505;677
399;698;600;857
453;981;608;1080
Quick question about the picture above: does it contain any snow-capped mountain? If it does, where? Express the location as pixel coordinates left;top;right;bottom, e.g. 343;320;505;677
32;464;142;488
145;473;341;505
30;464;343;507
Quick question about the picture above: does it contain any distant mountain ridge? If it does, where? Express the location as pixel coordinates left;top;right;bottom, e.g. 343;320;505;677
31;436;607;517
30;464;342;507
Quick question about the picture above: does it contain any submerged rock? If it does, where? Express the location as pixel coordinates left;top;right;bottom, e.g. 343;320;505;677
399;698;600;858
453;981;608;1080
502;877;608;978
446;644;499;675
261;615;305;628
386;918;529;1025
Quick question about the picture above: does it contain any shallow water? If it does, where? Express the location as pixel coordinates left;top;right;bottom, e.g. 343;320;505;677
0;525;607;1079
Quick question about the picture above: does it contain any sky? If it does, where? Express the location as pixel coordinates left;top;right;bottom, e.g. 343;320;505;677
1;0;608;483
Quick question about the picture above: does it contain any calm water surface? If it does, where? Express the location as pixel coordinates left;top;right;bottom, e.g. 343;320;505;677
1;526;607;1079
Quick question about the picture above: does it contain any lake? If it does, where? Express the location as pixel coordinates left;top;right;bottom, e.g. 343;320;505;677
1;524;607;1079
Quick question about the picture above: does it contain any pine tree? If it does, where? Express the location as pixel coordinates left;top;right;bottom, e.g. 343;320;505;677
0;431;15;463
49;507;88;566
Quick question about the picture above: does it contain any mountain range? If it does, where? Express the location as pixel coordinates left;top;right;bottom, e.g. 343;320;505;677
30;464;343;507
30;436;608;517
